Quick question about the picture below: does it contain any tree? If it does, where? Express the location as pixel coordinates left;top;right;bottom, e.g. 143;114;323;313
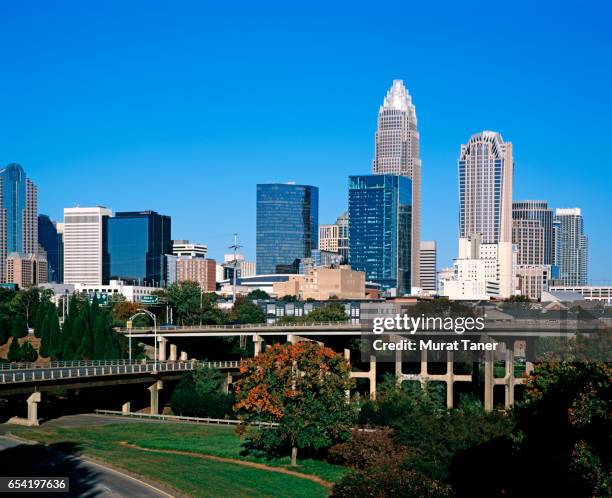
231;296;265;324
18;340;38;362
0;318;9;346
47;306;62;360
234;341;355;465
75;299;94;360
9;287;40;328
166;282;226;325
33;299;50;338
93;311;112;359
305;302;347;322
10;314;28;339
7;337;21;362
39;308;51;358
247;289;270;300
171;366;234;418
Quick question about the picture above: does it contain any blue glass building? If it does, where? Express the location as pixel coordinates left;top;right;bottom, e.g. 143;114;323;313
104;211;171;286
348;175;412;295
0;164;26;255
38;214;62;282
256;184;318;275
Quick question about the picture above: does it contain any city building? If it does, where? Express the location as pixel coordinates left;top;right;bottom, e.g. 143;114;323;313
63;206;112;285
441;235;515;300
298;249;343;274
553;208;588;285
222;254;256;280
175;257;216;291
273;265;366;300
348;175;411;296
459;132;513;244
512;219;544;265
38;214;63;283
512;201;553;264
372;80;421;290
105;210;171;286
0;163;38;283
256;183;318;275
546;285;612;304
516;265;552;301
6;252;48;288
336;212;349;263
419;241;437;294
218;273;293;296
172;240;207;258
319;213;348;264
437;267;455;293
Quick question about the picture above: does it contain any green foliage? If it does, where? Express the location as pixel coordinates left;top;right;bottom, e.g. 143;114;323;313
247;289;270;300
18;340;38;362
171;366;235;418
231;297;265;324
10;314;28;338
0;317;9;345
167;282;227;325
277;302;348;324
7;337;21;362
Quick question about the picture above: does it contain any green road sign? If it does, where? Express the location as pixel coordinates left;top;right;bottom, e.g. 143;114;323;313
89;292;108;305
141;295;159;305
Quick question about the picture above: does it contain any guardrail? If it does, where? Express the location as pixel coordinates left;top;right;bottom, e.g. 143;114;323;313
117;320;359;332
94;409;278;427
0;360;241;385
0;359;152;371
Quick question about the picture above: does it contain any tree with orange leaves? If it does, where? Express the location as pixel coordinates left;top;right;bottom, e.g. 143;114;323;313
234;341;356;465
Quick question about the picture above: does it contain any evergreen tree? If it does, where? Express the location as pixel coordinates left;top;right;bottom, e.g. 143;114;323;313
48;308;62;360
104;330;121;359
10;315;28;338
93;311;111;359
33;300;49;338
59;295;79;358
0;318;9;346
39;309;51;358
18;341;37;362
75;299;93;359
7;337;21;362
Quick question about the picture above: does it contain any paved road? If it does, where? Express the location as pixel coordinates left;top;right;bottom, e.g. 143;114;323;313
0;431;172;497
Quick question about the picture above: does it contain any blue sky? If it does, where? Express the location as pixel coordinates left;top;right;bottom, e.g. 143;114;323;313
1;1;611;281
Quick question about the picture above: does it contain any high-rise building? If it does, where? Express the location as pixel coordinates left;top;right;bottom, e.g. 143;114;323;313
63;206;112;285
348;175;411;295
256;183;318;275
336;211;349;263
512;219;544;265
459;132;513;244
175;257;216;291
172;240;208;258
0;163;38;283
318;211;348;263
105;211;171;286
553;208;588;285
512;201;553;264
38;214;62;283
372;80;421;290
6;252;48;288
419;241;437;294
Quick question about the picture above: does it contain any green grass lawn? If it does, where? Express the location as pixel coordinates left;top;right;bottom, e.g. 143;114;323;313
13;421;346;497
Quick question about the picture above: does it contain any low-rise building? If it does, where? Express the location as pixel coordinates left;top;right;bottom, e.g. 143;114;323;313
546;285;612;304
273;265;365;300
175;257;216;291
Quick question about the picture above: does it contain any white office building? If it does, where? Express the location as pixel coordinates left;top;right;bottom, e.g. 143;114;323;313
419;240;437;294
63;206;112;285
172;240;208;259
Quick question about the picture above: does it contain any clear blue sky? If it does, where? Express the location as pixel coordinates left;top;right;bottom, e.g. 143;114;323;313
2;1;611;281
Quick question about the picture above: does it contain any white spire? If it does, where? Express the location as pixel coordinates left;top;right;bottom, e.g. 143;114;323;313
382;79;412;112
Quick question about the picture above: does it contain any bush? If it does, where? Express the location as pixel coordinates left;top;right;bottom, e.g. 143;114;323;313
328;428;406;470
171;366;234;419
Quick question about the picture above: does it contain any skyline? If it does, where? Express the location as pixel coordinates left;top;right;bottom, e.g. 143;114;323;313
2;1;611;281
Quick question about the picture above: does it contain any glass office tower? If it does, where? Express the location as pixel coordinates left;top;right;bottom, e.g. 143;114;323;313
104;211;171;286
256;184;318;275
348;175;412;295
38;214;62;282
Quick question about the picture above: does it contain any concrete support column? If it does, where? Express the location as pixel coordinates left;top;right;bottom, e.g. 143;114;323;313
446;351;454;409
395;349;403;385
169;344;177;362
345;348;377;400
7;392;41;426
224;373;233;394
122;401;131;414
344;349;351;400
484;350;494;412
253;334;263;357
148;380;163;415
504;348;515;409
180;351;188;361
157;337;167;362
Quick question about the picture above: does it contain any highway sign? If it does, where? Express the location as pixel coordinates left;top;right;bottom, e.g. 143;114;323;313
141;295;159;305
88;292;108;305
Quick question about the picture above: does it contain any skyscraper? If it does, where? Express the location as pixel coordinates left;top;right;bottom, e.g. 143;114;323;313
459;131;513;244
256;184;318;275
348;175;411;295
512;219;544;265
554;208;588;285
105;211;172;286
318;211;349;263
372;80;421;291
38;214;62;283
512;200;553;264
419;241;437;294
63;206;112;285
0;163;38;283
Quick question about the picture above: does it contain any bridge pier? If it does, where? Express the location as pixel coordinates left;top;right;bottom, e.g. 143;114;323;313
287;334;323;346
485;346;529;411
253;334;263;357
395;349;471;409
344;349;376;400
7;392;41;427
180;351;188;361
157;337;167;362
224;373;233;394
169;344;177;361
148;380;164;415
122;401;131;414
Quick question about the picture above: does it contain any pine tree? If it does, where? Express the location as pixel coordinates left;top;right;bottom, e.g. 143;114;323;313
93;311;111;359
104;330;121;359
10;315;28;339
33;300;48;338
59;295;78;357
18;341;38;362
75;299;93;360
7;337;21;362
39;309;51;358
48;308;62;361
0;318;9;346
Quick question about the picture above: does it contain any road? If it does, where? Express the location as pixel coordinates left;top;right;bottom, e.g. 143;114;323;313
0;418;173;497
